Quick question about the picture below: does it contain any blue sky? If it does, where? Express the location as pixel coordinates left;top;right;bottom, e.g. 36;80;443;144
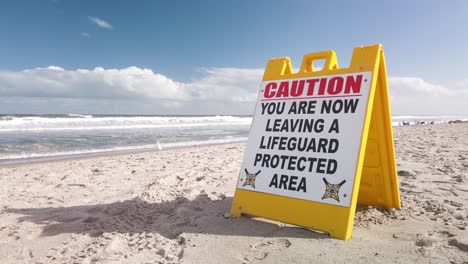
0;0;467;115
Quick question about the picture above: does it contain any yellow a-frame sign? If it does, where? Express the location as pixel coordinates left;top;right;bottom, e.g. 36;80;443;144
231;44;400;240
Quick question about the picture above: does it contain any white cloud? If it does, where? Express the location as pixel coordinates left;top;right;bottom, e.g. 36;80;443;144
0;66;188;100
188;68;263;102
81;32;91;38
88;16;113;29
388;77;468;115
0;66;467;115
0;66;262;114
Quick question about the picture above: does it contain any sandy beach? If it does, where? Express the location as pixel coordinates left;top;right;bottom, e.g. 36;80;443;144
0;123;467;264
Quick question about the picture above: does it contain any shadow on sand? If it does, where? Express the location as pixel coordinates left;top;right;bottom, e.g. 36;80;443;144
5;195;328;240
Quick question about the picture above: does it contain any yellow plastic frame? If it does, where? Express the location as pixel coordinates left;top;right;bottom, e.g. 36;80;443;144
230;44;400;240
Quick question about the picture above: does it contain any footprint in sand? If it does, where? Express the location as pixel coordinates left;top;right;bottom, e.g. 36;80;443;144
241;238;291;263
413;230;468;263
448;237;468;253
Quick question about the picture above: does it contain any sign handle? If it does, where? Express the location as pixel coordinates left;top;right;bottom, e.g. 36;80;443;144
299;50;338;73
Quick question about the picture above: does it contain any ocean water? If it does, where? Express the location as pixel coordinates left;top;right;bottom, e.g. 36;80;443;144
0;115;252;163
0;114;466;164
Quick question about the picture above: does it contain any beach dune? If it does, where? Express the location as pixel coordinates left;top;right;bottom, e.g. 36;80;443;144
0;123;467;263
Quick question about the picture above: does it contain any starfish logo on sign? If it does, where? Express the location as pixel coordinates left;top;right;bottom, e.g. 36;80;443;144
322;178;346;202
242;169;261;188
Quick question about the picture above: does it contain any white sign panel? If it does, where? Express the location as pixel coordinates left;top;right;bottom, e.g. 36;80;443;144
238;72;372;207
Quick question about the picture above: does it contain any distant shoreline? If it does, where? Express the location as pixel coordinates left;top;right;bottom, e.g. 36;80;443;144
1;114;467;166
3;121;468;166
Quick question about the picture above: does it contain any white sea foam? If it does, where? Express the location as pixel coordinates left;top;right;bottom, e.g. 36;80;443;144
0;122;252;132
0;115;253;132
67;114;93;118
0;137;248;163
